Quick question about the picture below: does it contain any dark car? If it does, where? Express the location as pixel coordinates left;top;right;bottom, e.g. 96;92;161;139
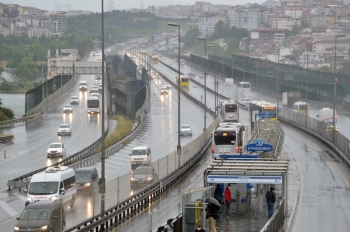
130;166;158;185
14;200;65;232
75;167;99;190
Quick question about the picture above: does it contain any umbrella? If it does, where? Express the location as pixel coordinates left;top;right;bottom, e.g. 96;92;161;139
205;197;220;207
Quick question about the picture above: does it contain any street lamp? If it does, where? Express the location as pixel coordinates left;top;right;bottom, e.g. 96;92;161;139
197;37;207;131
333;34;345;130
208;45;217;113
167;23;181;158
275;49;280;117
100;0;106;217
305;42;315;127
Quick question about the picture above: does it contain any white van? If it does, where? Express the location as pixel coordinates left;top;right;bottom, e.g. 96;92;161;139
79;81;88;91
317;107;337;125
130;146;151;168
25;166;76;207
225;78;233;85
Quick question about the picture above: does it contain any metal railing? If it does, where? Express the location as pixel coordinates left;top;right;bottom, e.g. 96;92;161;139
0;112;42;128
260;198;285;232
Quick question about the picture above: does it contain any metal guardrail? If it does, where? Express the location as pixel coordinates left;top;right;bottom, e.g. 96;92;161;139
0;112;42;128
260;198;285;232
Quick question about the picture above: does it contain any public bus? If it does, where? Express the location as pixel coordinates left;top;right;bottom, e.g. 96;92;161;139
293;101;309;114
211;122;244;159
238;81;251;95
87;96;100;114
151;55;158;64
176;75;190;87
220;100;239;122
249;100;277;126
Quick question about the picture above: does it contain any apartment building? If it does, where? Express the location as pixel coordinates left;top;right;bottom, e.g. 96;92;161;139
250;27;285;42
284;6;303;19
271;15;300;30
235;9;260;31
198;13;226;37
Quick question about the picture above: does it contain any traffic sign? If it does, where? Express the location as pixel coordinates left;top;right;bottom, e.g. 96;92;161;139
246;140;273;152
207;175;282;184
259;111;275;118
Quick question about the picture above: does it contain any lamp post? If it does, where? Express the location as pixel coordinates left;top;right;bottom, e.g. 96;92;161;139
305;42;315;127
167;23;181;162
208;45;217;113
100;0;106;217
197;37;207;131
333;35;345;131
276;49;280;117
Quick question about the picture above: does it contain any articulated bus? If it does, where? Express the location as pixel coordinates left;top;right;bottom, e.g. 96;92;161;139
220;100;239;122
249;100;277;126
151;55;158;64
176;75;190;87
293;101;309;115
238;81;251;95
211;122;244;159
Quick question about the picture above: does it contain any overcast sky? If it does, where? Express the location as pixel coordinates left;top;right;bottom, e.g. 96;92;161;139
1;0;265;12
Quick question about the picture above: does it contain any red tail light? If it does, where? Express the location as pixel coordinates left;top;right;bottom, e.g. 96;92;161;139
211;147;214;153
236;146;240;153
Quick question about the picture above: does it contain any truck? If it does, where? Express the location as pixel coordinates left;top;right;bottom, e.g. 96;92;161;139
282;92;301;108
316;107;337;125
87;96;100;114
225;78;234;85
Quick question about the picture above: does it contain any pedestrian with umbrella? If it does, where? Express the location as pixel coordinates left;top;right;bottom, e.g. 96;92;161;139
205;198;219;232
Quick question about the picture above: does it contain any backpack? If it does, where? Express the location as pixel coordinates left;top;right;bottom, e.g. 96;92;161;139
211;205;220;219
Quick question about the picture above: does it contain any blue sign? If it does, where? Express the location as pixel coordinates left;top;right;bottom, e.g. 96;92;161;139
259;111;275;118
207;175;282;184
246;140;273;152
216;154;260;159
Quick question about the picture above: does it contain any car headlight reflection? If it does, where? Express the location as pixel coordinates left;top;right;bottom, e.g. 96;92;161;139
41;225;48;230
14;227;19;231
147;177;153;180
84;183;91;187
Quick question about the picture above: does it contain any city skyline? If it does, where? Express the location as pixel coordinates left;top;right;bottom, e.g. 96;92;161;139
1;0;265;12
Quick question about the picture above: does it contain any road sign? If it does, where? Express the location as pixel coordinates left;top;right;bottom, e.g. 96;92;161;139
259;111;275;118
246;140;273;152
207;175;282;184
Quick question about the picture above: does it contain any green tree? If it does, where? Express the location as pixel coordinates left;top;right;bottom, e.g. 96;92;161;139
7;47;27;68
319;66;332;73
225;37;240;54
15;57;39;79
0;82;19;91
337;60;350;74
183;27;200;48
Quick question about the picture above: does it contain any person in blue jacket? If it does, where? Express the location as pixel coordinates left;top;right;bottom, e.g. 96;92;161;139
213;184;223;214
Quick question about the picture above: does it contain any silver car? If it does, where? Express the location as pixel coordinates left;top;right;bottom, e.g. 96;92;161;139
180;124;192;136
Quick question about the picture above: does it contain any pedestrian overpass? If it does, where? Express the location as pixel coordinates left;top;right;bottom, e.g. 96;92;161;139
48;59;107;77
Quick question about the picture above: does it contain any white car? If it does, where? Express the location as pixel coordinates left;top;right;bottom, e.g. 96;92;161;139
164;85;171;89
180;124;192;136
63;104;73;113
70;96;79;105
91;92;99;98
95;75;102;80
160;87;168;95
47;142;66;158
58;124;71;136
91;51;96;56
96;55;101;60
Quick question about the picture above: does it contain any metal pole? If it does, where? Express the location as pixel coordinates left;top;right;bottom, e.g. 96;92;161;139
177;25;181;167
204;39;207;131
100;0;106;216
305;44;309;127
277;50;280;118
216;49;219;111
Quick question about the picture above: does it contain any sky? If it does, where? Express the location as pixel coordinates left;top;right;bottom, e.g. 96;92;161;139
1;0;265;12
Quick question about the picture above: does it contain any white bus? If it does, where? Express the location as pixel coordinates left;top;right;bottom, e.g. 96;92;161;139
220;100;239;122
211;122;244;159
293;101;309;114
238;81;251;95
87;96;100;114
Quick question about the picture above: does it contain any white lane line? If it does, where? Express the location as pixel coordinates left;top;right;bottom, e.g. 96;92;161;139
0;200;18;217
15;193;27;202
6;169;16;175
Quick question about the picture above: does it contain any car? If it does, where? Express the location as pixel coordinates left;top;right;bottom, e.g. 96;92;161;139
164;85;171;89
14;200;65;232
241;98;250;108
95;75;102;80
95;79;102;86
58;124;71;136
325;125;339;133
91;92;99;98
75;167;99;190
79;81;88;91
130;166;158;185
70;96;78;105
91;51;96;56
180;124;192;136
160;87;168;95
47;142;66;158
62;104;73;113
90;86;99;93
96;55;101;60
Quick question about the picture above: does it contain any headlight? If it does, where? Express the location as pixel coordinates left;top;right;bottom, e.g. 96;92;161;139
50;196;58;201
131;158;134;161
147;177;152;180
27;197;32;202
143;158;147;161
41;225;48;230
84;183;91;187
14;227;19;231
131;177;135;181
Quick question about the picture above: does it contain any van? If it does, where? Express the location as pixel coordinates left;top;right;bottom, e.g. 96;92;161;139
129;146;151;168
79;81;88;91
15;200;65;232
25;166;76;207
316;107;337;125
225;78;234;85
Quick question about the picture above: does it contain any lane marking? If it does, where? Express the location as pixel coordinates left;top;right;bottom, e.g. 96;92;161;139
0;200;18;217
6;169;16;175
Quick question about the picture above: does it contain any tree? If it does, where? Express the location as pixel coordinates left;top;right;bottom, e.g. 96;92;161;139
0;64;3;73
211;20;227;40
225;37;240;54
183;27;200;48
15;57;39;79
319;66;332;73
7;47;27;68
337;60;350;75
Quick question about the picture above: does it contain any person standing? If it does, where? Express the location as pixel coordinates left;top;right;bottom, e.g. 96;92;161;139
213;184;223;213
266;187;276;219
205;202;217;232
224;184;232;218
194;223;206;232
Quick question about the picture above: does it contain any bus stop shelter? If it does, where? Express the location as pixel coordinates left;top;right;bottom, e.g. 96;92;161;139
203;158;289;213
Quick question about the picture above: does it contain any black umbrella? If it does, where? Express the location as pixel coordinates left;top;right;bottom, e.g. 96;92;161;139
205;197;220;207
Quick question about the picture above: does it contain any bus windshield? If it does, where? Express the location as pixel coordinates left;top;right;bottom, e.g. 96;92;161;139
87;99;99;108
214;134;236;145
225;104;237;112
242;83;250;88
181;77;189;82
298;104;308;110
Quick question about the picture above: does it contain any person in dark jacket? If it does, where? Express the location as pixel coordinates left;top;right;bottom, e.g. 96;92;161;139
205;202;217;232
213;184;223;213
265;187;276;219
194;223;205;232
